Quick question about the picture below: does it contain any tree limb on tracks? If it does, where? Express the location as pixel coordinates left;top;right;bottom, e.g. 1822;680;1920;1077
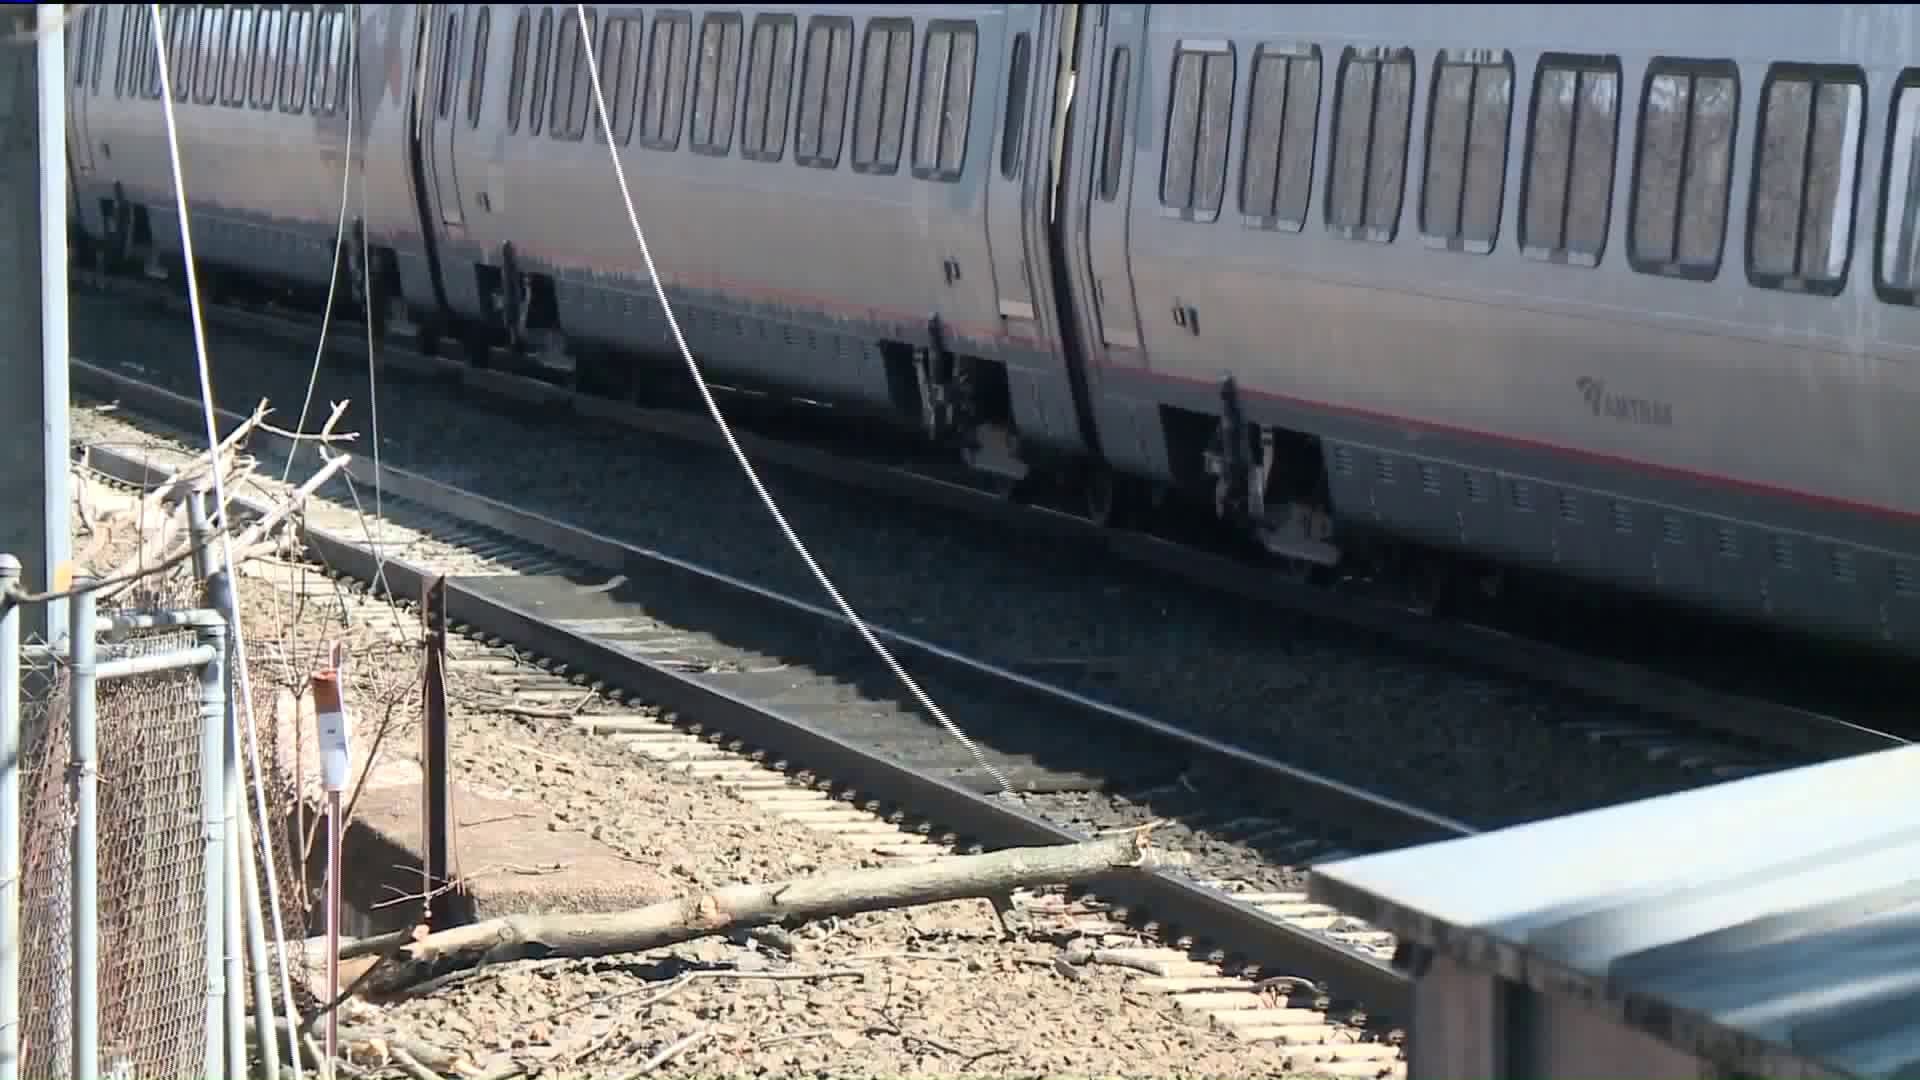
362;832;1168;997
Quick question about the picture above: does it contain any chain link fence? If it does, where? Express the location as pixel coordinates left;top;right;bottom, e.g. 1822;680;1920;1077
6;454;330;1079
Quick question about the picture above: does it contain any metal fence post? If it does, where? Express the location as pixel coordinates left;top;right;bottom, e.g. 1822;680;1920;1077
65;580;96;1080
0;555;21;1080
197;615;228;1080
190;493;248;1075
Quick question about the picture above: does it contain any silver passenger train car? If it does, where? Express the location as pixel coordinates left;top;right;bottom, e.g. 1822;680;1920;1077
64;4;1920;655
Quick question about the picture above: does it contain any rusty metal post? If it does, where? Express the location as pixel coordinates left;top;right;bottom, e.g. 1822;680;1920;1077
419;577;455;931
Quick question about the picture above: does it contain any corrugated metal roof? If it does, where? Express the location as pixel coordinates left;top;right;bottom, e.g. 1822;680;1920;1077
1309;744;1920;1080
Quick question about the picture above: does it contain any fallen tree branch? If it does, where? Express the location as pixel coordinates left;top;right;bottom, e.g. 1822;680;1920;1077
361;832;1162;997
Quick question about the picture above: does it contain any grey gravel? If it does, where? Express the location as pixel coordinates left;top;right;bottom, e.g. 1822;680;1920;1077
74;291;1726;840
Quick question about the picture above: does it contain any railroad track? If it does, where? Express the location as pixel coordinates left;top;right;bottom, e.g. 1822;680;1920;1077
74;270;1906;766
75;363;1461;1072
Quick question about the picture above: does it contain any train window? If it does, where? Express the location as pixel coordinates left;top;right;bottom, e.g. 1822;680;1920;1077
794;15;852;168
569;7;601;139
143;10;166;99
436;10;461;121
1748;64;1863;294
92;5;110;94
849;19;911;173
1239;42;1321;230
165;5;194;102
467;7;490;130
190;5;223;105
549;6;597;140
1099;47;1131;202
1419;49;1512;254
1160;41;1235;219
528;7;552;136
638;10;690;149
1325;45;1415;243
279;5;311;115
220;7;253;108
314;6;348;117
251;6;281;110
1629;59;1738;280
1876;76;1920;301
741;14;797;161
691;12;744;155
506;8;529;134
73;9;90;89
596;11;646;145
999;33;1031;180
1520;54;1619;267
913;21;976;181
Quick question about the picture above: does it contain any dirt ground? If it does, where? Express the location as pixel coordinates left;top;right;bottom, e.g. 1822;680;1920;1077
69;429;1399;1080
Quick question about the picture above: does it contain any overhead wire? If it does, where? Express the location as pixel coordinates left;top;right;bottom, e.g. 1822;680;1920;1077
570;3;1011;795
147;7;310;1077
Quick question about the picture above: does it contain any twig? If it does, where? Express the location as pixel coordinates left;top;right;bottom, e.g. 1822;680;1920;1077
388;1047;442;1080
619;1026;715;1079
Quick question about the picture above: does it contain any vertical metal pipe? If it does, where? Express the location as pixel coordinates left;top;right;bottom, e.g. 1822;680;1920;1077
197;616;228;1080
37;4;68;652
223;792;244;1077
0;555;22;1080
237;803;280;1080
185;492;214;581
65;581;95;1080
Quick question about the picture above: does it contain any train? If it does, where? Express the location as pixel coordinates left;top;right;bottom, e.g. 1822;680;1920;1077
59;3;1920;657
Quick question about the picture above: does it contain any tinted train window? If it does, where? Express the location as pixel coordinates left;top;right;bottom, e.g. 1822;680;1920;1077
913;21;975;181
192;5;223;105
1629;59;1738;279
1099;48;1131;202
1520;54;1619;266
999;33;1031;179
1876;76;1920;300
550;6;597;140
312;6;343;116
795;16;852;168
166;5;195;103
741;14;797;161
73;8;90;88
1239;43;1320;230
1420;49;1512;253
436;10;462;121
691;12;744;155
468;7;490;130
1161;42;1235;218
506;8;529;133
91;8;109;94
851;19;911;173
1326;46;1415;242
528;7;553;136
279;6;310;114
1748;64;1863;294
251;7;281;110
639;10;690;149
220;7;253;108
597;11;646;144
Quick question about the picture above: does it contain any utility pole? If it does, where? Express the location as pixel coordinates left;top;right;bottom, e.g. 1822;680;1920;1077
0;5;70;646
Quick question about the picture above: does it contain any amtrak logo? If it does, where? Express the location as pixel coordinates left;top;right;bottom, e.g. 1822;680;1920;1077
1576;377;1674;429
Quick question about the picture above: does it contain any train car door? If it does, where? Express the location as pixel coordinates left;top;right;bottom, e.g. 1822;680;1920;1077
984;10;1045;337
1078;4;1146;361
418;5;467;238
